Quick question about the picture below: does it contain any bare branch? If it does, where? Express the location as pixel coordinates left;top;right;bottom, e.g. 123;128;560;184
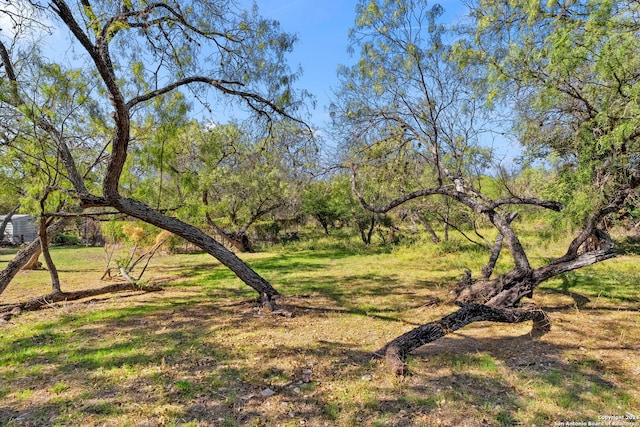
488;197;562;211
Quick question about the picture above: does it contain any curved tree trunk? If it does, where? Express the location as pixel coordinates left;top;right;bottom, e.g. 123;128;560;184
378;303;551;375
481;212;517;279
380;229;617;374
454;233;616;308
38;214;61;293
2;9;287;309
317;216;330;235
0;219;67;296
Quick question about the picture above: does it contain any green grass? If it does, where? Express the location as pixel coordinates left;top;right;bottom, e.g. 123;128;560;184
0;231;639;426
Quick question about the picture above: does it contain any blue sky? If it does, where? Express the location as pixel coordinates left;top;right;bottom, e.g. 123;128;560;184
253;0;468;129
258;1;357;126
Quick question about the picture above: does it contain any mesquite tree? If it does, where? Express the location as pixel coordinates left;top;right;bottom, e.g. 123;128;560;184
332;0;640;373
0;0;311;305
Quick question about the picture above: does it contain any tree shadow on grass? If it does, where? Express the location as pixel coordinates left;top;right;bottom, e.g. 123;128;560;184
0;301;245;425
391;326;632;426
2;291;637;427
0;288;439;426
539;271;640;308
615;236;640;255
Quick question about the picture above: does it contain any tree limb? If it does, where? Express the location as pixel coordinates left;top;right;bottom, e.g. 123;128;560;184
377;303;550;375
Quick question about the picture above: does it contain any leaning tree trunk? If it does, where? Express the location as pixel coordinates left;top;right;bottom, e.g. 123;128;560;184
414;212;440;243
38;214;61;293
379;303;551;375
111;196;279;306
0;218;67;296
454;233;616;308
2;22;281;307
205;214;254;253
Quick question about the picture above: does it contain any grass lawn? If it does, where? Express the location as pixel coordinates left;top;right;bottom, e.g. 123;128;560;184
0;234;639;426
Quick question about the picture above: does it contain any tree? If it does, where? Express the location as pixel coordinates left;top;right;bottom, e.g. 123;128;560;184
126;114;315;252
331;0;494;244
0;0;312;306
301;176;352;235
196;122;313;252
332;0;639;373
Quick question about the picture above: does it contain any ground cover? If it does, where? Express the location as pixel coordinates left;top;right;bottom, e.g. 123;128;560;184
0;235;638;426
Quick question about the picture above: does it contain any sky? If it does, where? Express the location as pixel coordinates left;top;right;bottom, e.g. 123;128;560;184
252;0;468;130
251;1;527;162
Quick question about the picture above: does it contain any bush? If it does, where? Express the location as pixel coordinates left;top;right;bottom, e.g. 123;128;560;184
52;233;80;246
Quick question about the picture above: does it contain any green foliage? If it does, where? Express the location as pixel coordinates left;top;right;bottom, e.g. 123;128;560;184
252;220;281;242
457;0;640;225
124;115;315;245
51;233;80;246
331;0;504;247
0;0;313;276
301;176;353;233
1;240;638;425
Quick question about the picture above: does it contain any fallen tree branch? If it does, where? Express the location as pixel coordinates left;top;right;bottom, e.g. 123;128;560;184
0;282;163;320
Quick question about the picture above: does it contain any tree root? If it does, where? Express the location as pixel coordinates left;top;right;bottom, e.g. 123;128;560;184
375;303;551;375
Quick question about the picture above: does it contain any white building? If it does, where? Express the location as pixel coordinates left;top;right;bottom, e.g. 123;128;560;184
0;214;38;244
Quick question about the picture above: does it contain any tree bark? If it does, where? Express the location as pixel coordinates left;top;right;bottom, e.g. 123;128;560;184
205;213;253;253
38;215;61;292
2;7;288;307
481;212;517;279
351;170;623;374
454;228;616;308
378;227;617;374
358;215;376;245
443;205;450;241
0;218;67;296
316;215;330;235
415;212;440;243
378;303;550;375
